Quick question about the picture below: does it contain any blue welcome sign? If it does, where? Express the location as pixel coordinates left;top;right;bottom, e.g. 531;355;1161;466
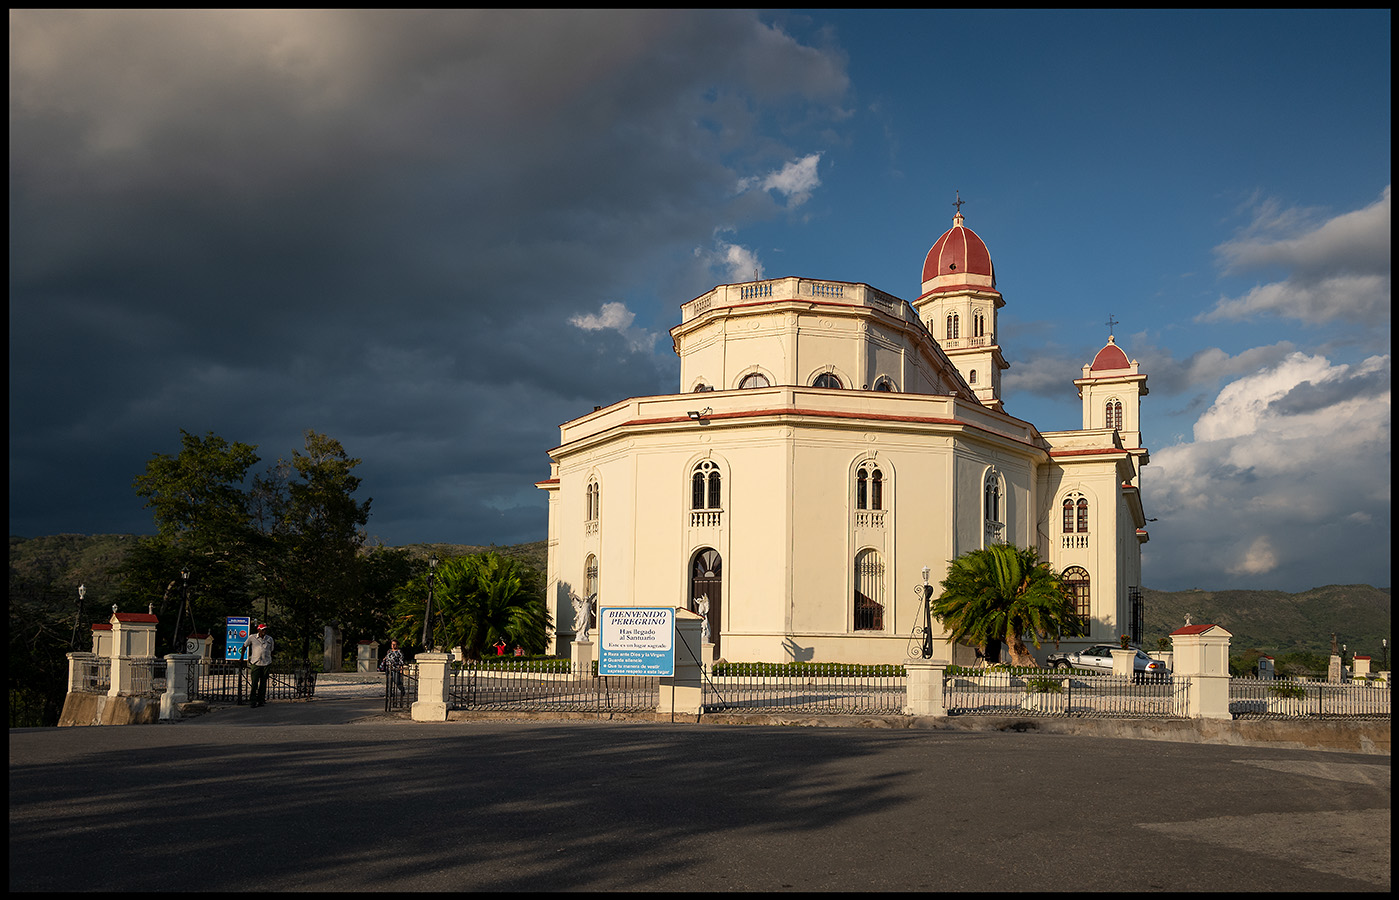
598;607;675;676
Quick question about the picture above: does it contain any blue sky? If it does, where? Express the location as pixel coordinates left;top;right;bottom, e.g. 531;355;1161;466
9;10;1391;592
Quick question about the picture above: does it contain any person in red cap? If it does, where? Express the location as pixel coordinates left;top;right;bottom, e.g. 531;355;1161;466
241;623;275;707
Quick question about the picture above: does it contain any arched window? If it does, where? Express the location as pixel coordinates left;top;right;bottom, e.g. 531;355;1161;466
984;468;1003;545
584;554;599;600
691;460;721;510
1106;399;1123;431
854;549;885;631
812;372;842;389
968;369;977;384
1062;566;1091;637
739;372;770;389
946;313;960;340
855;462;883;511
1062;492;1089;534
693;383;710;392
973;310;986;337
586;478;600;524
873;377;895;392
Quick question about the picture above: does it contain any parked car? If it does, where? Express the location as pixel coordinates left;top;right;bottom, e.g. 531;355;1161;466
1045;645;1171;681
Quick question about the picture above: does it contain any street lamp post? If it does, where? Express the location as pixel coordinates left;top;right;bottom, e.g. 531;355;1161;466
920;565;935;659
70;584;87;648
421;556;439;652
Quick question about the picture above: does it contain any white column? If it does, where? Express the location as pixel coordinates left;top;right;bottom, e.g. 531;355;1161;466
658;610;704;716
160;653;200;721
1170;625;1232;720
903;660;948;717
411;653;452;721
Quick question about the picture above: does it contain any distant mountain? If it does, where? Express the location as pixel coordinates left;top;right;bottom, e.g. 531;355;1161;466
11;534;1391;661
1142;584;1391;658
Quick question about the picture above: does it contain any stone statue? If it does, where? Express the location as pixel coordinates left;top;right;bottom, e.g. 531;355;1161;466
572;593;595;642
694;595;711;645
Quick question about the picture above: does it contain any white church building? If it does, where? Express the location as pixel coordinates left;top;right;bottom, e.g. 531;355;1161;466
537;205;1150;665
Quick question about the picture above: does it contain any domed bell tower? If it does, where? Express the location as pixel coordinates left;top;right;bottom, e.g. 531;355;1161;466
910;195;1008;411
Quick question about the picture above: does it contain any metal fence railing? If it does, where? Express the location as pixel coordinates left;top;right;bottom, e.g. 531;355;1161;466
450;660;658;714
702;663;906;716
944;669;1190;719
189;660;317;704
385;664;417;712
1229;677;1391;719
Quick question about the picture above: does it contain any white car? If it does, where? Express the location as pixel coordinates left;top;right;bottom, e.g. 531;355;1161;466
1046;645;1170;681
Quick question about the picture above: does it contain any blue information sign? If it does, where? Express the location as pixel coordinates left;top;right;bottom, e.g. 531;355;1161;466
225;616;251;660
598;607;675;677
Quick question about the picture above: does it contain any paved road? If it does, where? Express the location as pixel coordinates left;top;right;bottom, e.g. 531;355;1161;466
10;699;1390;891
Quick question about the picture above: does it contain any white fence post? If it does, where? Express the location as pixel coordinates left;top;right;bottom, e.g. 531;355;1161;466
658;609;704;715
1170;624;1232;720
411;653;452;721
904;660;948;717
160;653;199;720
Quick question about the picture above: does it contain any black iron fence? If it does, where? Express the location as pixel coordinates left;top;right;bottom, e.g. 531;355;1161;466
702;662;905;715
189;660;317;704
385;664;417;712
450;659;658;714
1230;676;1391;719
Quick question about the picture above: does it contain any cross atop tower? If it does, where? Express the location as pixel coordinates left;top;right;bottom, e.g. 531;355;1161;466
952;190;965;215
1106;314;1119;339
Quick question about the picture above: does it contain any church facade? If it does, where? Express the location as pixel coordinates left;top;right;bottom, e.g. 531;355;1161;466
537;208;1150;665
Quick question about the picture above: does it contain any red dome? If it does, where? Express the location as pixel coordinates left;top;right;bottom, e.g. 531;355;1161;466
1090;338;1131;371
921;212;996;289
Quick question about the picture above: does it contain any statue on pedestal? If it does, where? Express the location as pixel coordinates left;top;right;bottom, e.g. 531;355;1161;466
694;595;711;645
572;593;595;642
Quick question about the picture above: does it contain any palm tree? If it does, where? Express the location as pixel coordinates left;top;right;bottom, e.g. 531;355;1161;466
931;544;1078;667
435;552;552;660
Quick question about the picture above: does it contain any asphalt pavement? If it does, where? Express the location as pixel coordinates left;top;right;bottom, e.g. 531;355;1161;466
9;695;1390;892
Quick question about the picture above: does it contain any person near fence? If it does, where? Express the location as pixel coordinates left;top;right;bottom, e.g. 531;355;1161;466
380;639;406;698
242;623;274;707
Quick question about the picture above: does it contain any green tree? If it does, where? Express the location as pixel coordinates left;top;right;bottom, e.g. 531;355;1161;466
932;544;1078;667
127;430;262;652
253;431;372;659
390;552;551;659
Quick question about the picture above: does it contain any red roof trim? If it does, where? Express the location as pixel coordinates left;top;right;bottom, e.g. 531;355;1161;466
1048;448;1127;458
114;613;159;623
1170;624;1228;636
91;623;112;631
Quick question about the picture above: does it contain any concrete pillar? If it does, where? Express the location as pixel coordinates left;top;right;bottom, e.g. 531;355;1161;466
1257;656;1275;680
904;660;948;717
91;623;112;658
411;653;452;721
658;610;704;716
571;640;595;679
1353;655;1372;678
160;653;200;721
1110;648;1137;677
109;612;158;697
357;640;379;674
1170;624;1233;720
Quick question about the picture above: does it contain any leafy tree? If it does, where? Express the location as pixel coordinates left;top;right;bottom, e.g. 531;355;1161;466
252;431;372;659
932;544;1078;667
127;430;262;652
390;552;551;659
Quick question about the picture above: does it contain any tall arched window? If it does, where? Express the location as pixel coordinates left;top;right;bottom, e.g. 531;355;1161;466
1062;566;1091;636
585;478;600;525
946;313;960;340
691;460;721;510
973;310;986;337
1106;399;1123;431
855;462;884;511
968;369;978;384
812;372;842;389
854;549;885;631
739;372;770;389
1062;492;1089;534
984;468;1004;545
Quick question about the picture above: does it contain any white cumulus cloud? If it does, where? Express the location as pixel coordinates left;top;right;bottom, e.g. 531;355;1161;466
1144;352;1391;589
1203;186;1391;325
569;302;658;353
736;152;823;207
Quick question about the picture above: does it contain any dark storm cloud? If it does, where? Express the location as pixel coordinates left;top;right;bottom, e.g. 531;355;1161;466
9;10;851;543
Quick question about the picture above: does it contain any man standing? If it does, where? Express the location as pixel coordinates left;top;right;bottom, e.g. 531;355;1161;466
242;623;274;707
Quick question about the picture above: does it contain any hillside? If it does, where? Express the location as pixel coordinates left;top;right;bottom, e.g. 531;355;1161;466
10;534;1390;660
1142;584;1390;658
